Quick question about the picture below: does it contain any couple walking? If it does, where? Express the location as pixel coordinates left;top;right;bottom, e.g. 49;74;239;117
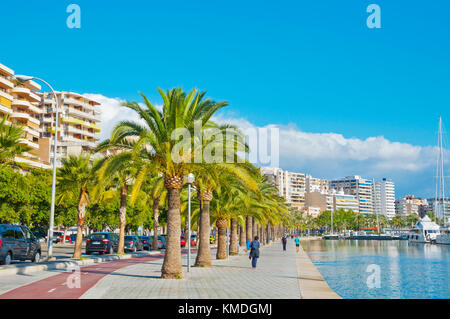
282;234;300;252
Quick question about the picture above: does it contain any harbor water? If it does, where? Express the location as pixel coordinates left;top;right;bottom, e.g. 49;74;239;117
301;239;450;299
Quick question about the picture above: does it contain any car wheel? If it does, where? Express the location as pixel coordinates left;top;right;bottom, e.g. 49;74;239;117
4;252;12;265
33;251;41;263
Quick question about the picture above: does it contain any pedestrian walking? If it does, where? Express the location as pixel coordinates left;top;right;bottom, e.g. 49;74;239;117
249;236;260;268
282;235;287;251
294;235;300;253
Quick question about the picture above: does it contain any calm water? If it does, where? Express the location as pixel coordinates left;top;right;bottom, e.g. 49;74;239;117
301;240;450;299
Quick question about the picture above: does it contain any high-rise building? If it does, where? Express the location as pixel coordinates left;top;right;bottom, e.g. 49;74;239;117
374;178;396;219
39;91;101;167
330;176;374;214
330;189;359;213
0;63;50;169
305;175;329;193
261;167;307;210
305;191;333;213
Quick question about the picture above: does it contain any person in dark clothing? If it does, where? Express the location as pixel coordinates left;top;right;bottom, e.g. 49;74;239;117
282;235;287;251
249;236;260;268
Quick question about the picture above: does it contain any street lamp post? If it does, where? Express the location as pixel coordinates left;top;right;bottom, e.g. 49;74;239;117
16;75;59;260
186;173;195;272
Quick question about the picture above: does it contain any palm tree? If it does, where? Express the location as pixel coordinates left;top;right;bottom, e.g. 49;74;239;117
94;151;138;254
0;116;32;167
406;214;420;228
114;88;227;279
57;155;99;259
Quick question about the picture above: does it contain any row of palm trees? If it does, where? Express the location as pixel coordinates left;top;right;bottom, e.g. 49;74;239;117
55;88;290;279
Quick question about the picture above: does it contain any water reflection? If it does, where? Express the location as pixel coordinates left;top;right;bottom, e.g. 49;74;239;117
302;240;450;299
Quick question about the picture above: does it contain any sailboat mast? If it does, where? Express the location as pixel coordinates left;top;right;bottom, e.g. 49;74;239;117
439;117;446;226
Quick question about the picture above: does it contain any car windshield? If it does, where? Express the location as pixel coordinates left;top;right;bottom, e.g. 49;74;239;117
90;234;107;240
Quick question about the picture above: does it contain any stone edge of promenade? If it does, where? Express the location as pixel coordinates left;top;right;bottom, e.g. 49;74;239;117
0;251;160;277
297;237;342;299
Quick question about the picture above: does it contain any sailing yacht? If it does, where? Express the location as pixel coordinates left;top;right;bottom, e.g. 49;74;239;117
433;117;450;244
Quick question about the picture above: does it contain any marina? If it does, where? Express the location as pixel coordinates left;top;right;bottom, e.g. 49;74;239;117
302;239;450;299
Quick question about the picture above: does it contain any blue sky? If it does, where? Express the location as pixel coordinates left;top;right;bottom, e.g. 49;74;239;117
2;0;450;197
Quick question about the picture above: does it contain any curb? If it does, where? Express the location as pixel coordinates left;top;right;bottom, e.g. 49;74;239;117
0;251;162;277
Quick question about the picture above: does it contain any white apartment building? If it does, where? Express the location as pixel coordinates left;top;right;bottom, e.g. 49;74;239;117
39;91;101;167
261;167;307;210
374;178;396;219
0;63;50;169
330;176;374;214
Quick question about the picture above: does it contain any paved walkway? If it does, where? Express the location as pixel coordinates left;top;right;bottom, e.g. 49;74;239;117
81;241;302;299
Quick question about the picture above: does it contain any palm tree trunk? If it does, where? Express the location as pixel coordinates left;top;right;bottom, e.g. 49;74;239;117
73;188;88;259
161;187;182;279
229;218;238;255
239;224;246;248
117;182;127;254
252;220;258;240
266;224;270;244
216;218;228;259
246;216;252;243
152;197;160;250
195;194;212;267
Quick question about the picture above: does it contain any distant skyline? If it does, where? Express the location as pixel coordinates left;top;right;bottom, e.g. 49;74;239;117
1;0;449;198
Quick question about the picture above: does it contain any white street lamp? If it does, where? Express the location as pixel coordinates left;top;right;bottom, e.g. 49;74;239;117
16;75;59;260
186;173;195;272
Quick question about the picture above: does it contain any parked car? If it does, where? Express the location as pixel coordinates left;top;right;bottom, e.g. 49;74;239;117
138;236;151;250
0;224;42;265
148;235;166;249
190;234;197;247
180;235;186;247
31;231;46;243
69;234;77;243
52;231;63;244
124;235;144;252
85;232;119;255
210;235;215;244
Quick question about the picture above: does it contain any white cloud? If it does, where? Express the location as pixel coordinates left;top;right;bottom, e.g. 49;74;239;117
86;94;447;198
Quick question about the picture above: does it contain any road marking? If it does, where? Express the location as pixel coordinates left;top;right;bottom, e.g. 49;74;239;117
48;288;56;293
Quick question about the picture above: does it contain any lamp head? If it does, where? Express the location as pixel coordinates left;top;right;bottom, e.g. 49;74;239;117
15;75;34;83
187;173;195;184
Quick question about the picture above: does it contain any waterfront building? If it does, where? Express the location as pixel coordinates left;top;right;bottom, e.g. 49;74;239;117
305;175;329;193
38;91;101;167
305;190;333;213
395;195;427;217
330;176;374;214
0;63;49;169
374;178;396;219
304;206;321;218
261;167;307;210
331;189;359;213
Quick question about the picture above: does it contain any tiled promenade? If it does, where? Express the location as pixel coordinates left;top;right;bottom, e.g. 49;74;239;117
81;241;303;299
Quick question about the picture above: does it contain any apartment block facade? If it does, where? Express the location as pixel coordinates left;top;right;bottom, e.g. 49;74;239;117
329;176;374;214
395;195;427;217
39;92;101;167
0;62;101;168
0;63;50;169
374;178;396;219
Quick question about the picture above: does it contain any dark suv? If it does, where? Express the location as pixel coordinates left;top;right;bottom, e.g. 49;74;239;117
0;224;42;265
85;232;119;255
124;235;143;252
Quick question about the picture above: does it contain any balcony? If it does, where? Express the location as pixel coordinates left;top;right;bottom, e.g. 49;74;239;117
67;126;95;137
11;99;41;114
10;112;40;125
0;89;13;103
63;97;84;106
0;63;14;76
18;138;39;149
0;75;14;89
0;104;12;115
